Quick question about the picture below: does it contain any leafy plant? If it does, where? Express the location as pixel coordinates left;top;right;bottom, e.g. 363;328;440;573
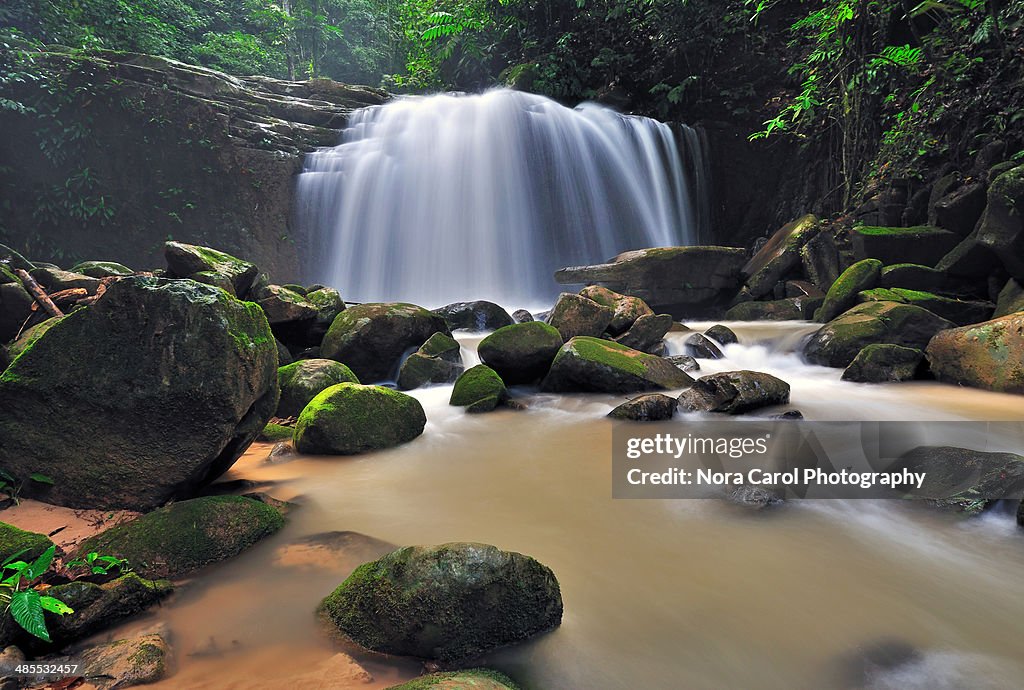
66;551;131;576
0;546;74;642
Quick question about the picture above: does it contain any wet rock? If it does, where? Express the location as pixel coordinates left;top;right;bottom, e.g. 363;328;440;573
320;302;450;382
835;638;922;688
267;441;295;461
304;286;346;342
0;244;34;272
815;259;883;323
541;337;693;393
934;182;987;236
70;260;135;278
275;339;293;366
614;313;672;354
725;485;785;510
665;355;700;373
784;280;824;298
608;393;676;421
512;309;534;323
295;383;426;454
277;358;359;417
725;296;822;321
29;267;101;294
848;225;961;266
805;301;953;368
163;241;258;297
579;285;654;334
770;410;804;420
78;495;285;580
546;292;614;340
841;344;924;383
741;214;820;298
888;446;1024;513
433;301;514;332
0;282;34;343
256;284;318;326
318;542;562;662
800;230;840;291
477;321;563;384
976;164;1024;280
994;278;1024;317
677;370;790;414
879;263;947;291
0;277;278;511
397;332;464;390
925;313;1024;393
704;324;738;345
0;522;54;563
45;627;171;689
683;332;723;359
389;669;521;690
450;365;507;413
934;229;999;279
857;287;993;326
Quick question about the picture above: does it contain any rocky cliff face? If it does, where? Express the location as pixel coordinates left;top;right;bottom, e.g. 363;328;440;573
0;49;388;280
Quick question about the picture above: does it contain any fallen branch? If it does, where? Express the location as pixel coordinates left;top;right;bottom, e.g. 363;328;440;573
13;268;64;319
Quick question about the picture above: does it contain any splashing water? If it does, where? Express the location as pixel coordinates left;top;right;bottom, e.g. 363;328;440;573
295;88;709;307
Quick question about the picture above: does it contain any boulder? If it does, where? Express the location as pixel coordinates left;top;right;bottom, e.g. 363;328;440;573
841;344;924;383
725;296;822;321
546;292;613;340
683;333;723;359
450;365;507;413
29;267;101;294
389;670;522;690
0;277;278;510
70;260;134;278
555;246;746;318
50;628;171;689
665;355;700;372
933;182;987;236
815;259;883;323
294;383;426;454
163;241;258;297
305;287;346;341
578;285;653;334
925;313;1024;393
800;230;840;291
320;302;450;382
704;324;738;345
0;522;54;563
888;446;1024;513
613;313;672;354
608;393;677;421
677;371;790;414
857;287;992;326
0;281;34;343
994;278;1024;317
541;337;693;393
879;263;947;291
805;301;954;368
511;309;534;323
848;226;961;266
477;322;563;384
397;332;464;390
975;164;1024;279
77;496;284;580
935;230;999;278
433;301;514;332
6;316;62;362
784;280;824;298
277;359;359;417
741;214;820;298
317;543;562;662
257;284;318;326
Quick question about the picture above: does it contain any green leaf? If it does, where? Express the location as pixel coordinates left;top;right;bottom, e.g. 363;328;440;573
39;595;73;616
10;590;49;641
26;545;55;580
29;473;54;485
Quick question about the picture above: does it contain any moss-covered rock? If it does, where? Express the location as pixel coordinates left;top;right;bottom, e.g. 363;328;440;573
613;313;672;354
857;287;993;326
542;337;693;393
879;263;947;291
0;277;279;510
450;365;507;413
607;393;677;421
849;225;961;266
975;163;1024;280
318;543;562;662
741;214;820;298
7;316;62;360
888;446;1024;513
164;241;258;297
277;358;359;417
724;296;822;321
815;259;883;323
0;522;54;563
55;628;171;689
260;422;295;442
800;230;841;291
29;267;101;294
805;301;954;368
70;260;135;278
678;370;790;414
546;292;614;340
578;285;654;334
388;669;522;690
320;303;450;382
295;383;426;454
305;287;346;341
925;313;1024;393
257;284;318;325
841;344;924;383
397;333;463;390
477;322;563;384
994;278;1024;318
432;301;514;332
0;281;35;343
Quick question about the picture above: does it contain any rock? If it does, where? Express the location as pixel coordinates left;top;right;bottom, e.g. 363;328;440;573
608;393;677;421
888;446;1024;513
0;277;278;510
683;333;723;359
164;241;258;297
724;296;822;321
934;230;999;278
317;543;562;662
0;244;33;272
294;383;426;454
477;322;563;384
841;344;924;383
805;301;954;368
579;285;654;334
800;230;840;291
46;628;171;689
976;164;1024;279
704;324;738;345
613;313;672;353
512;309;534;323
257;284;318;326
397;332;464;390
7;316;63;361
0;282;35;343
29;267;101;294
835;638;922;688
994;278;1024;317
541;337;693;393
450;365;507;413
857;287;993;326
70;260;135;278
305;287;346;342
815;259;883;323
665;355;700;372
320;303;450;382
879;263;947;291
741;214;820;298
784;280;824;298
546;292;614;340
78;496;284;579
389;669;522;690
277;359;359;417
934;182;987;236
276;339;293;366
925;313;1024;393
555;246;747;318
677;370;790;414
725;485;784;510
0;522;54;563
771;410;804;420
848;225;961;266
433;301;514;332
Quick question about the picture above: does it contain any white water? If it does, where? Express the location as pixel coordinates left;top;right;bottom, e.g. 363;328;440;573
296;89;708;307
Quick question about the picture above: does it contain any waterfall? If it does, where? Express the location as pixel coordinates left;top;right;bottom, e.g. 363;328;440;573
296;88;709;308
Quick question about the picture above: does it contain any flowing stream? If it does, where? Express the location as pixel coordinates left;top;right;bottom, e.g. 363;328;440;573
123;322;1024;690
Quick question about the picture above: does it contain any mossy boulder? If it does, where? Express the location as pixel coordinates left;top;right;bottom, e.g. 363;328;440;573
800;230;841;291
0;522;54;563
257;284;318;326
320;303;450;382
678;370;790;414
77;496;284;579
608;393;677;421
887;446;1024;513
925;313;1024;393
277;359;359;417
318;543;562;662
55;629;171;689
7;316;62;360
306;286;346;341
614;313;672;354
805;301;954;368
477;322;563;384
546;292;614;340
741;214;820;298
450;365;507;413
724;296;822;321
29;267;101;294
815;259;883;323
260;422;295;442
975;163;1024;280
879;263;947;291
294;383;426;454
388;669;522;690
841;344;924;383
578;285;654;334
70;260;135;278
0;281;35;343
164;241;258;297
397;333;463;390
994;278;1024;318
849;225;961;266
432;301;514;332
0;277;279;510
857;287;993;326
542;337;693;393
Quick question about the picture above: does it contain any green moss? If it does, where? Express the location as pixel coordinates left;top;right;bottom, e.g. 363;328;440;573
277;359;358;417
387;669;523;690
855;225;941;236
450;365;506;408
564;337;648;376
70;261;134;278
816;258;883;322
259;423;293;441
0;522;54;563
294;383;426;454
419;332;460;358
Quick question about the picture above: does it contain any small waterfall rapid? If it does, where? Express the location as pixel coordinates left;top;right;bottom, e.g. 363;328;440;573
296;88;709;307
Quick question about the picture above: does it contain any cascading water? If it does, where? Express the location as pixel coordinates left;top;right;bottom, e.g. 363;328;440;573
295;88;709;307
